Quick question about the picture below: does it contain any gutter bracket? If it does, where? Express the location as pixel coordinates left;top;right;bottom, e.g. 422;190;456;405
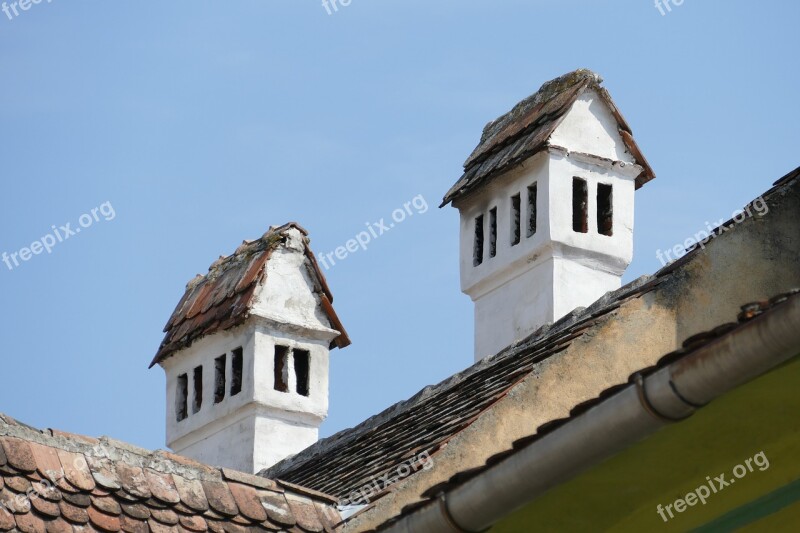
438;495;482;533
634;374;693;423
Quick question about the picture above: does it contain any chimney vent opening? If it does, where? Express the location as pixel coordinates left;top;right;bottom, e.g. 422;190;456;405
294;349;310;397
176;374;188;422
473;214;485;266
597;183;613;236
231;347;243;396
572;177;589;233
192;366;203;414
489;208;497;258
214;354;226;404
274;346;289;393
527;183;537;237
511;194;521;246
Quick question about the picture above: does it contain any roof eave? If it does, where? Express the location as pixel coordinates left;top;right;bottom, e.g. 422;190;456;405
379;293;800;532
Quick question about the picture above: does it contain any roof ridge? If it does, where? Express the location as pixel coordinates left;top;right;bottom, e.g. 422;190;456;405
464;68;601;169
442;68;654;207
186;222;305;290
151;222;349;367
0;413;232;483
0;414;343;532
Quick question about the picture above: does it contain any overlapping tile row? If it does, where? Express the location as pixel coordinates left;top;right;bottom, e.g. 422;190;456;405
374;290;800;531
0;416;341;532
441;68;655;207
150;222;348;368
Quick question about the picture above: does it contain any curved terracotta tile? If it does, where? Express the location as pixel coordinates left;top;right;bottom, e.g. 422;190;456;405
87;505;122;532
1;438;36;473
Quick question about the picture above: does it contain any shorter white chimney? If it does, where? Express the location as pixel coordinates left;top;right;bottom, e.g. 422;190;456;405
443;70;655;360
151;223;350;473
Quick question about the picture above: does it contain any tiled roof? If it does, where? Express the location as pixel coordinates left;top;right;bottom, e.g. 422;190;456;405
265;167;799;504
0;414;342;532
441;69;656;207
377;288;800;531
151;223;350;368
264;273;666;500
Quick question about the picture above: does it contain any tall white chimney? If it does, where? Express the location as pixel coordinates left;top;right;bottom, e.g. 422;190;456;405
442;70;655;360
151;223;350;473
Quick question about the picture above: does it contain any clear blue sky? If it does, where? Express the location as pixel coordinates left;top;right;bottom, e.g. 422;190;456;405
1;1;797;452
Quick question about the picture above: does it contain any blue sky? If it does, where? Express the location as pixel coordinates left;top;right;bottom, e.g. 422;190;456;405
0;1;797;452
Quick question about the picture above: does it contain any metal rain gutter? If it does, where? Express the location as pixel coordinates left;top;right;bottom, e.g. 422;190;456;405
382;294;800;533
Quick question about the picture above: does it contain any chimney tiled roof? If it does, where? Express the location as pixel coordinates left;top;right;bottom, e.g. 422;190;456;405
0;414;342;532
441;68;656;207
151;223;350;368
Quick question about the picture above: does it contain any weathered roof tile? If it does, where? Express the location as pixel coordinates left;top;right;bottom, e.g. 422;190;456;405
147;518;177;533
28;442;62;482
151;223;350;367
30;494;61;519
62;492;91;508
179;513;209;532
0;508;14;531
0;414;342;533
92;495;121;516
258;491;295;527
1;486;30;513
222;469;280;492
1;437;37;473
144;469;180;505
206;519;225;533
119;514;149;533
442;69;655;207
200;481;238;517
314;501;341;532
44;517;72;533
15;512;46;533
119;502;150;521
227;483;267;523
5;474;31;493
53;475;79;495
56;450;95;492
85;456;121;491
87;506;122;532
35;479;62;502
285;494;323;532
150;507;179;526
59;500;90;524
173;475;208;512
115;464;151;500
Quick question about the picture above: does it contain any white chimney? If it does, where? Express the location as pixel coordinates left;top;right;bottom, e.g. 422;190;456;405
151;224;350;473
443;70;655;361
